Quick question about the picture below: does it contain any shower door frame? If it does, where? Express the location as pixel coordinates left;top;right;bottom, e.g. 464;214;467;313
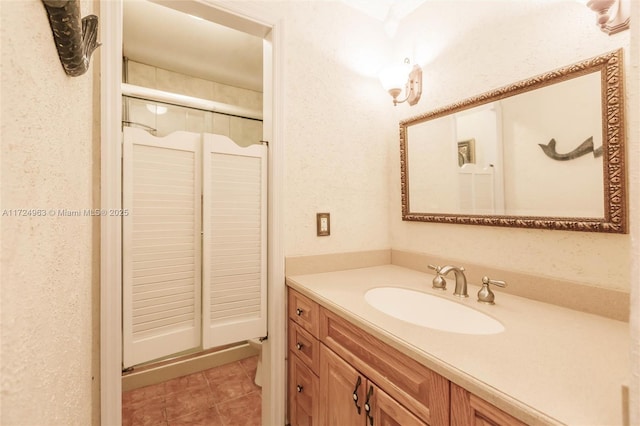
99;2;286;425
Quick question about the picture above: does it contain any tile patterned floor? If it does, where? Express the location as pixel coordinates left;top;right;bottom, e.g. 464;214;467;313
123;356;261;426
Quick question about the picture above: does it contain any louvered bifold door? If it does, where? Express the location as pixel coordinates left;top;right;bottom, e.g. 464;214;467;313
202;134;267;348
123;128;202;368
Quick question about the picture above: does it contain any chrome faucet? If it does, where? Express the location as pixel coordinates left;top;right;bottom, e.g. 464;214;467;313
438;265;469;298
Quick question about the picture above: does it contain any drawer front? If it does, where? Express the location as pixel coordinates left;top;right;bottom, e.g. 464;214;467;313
289;351;319;426
320;307;450;426
288;288;319;336
288;319;320;374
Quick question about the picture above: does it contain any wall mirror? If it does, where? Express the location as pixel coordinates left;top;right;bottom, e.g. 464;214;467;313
400;49;626;233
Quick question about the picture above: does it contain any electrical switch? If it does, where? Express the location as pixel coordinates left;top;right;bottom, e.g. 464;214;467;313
316;213;330;236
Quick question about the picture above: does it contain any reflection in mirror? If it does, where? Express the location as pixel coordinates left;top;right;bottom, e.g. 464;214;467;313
400;49;626;233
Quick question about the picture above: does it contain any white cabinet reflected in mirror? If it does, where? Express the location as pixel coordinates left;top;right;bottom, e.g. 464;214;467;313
401;49;626;233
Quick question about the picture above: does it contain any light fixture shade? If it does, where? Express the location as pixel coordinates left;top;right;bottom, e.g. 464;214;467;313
379;59;422;106
378;62;412;92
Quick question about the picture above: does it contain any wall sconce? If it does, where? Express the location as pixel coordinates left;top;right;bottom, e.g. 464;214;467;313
584;0;630;35
379;58;422;106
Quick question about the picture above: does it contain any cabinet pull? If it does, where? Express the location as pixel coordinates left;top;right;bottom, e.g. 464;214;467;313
296;385;303;393
364;385;374;426
296;342;304;350
296;308;303;316
352;376;362;414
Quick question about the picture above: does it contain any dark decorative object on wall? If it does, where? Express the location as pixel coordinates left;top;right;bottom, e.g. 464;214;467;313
41;0;100;77
538;136;603;161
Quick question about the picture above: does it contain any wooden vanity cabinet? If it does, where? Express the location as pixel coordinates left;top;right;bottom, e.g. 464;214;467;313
319;344;426;426
289;352;318;426
287;287;526;426
288;290;320;426
451;383;527;426
320;307;449;426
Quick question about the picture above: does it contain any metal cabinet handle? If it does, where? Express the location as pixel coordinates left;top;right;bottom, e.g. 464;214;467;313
352;376;362;414
364;385;374;426
296;342;304;350
296;308;303;316
296;385;303;393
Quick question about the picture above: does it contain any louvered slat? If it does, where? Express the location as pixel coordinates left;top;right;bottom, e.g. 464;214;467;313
202;134;267;348
122;128;202;368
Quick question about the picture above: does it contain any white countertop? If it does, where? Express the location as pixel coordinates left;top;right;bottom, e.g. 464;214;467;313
286;265;629;426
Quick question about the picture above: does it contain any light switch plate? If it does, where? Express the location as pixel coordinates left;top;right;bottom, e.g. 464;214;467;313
316;213;330;236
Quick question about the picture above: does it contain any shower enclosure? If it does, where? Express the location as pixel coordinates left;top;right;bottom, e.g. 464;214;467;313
121;84;267;368
122;83;263;146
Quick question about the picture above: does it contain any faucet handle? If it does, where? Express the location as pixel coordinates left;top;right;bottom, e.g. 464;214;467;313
428;264;447;290
477;276;507;305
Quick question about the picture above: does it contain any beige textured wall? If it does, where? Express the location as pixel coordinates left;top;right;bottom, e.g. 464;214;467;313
0;0;98;424
272;1;396;256
390;1;633;291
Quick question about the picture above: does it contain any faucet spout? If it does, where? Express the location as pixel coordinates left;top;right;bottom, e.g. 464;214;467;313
439;265;469;298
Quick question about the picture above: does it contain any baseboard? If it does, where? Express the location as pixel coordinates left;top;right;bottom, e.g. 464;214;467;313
122;343;259;391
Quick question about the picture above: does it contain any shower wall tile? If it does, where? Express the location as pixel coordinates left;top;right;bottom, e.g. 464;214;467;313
186;109;206;134
155;68;189;96
230;116;262;147
185;77;215;101
127;60;262;112
212;82;262;111
156;105;187;137
127;61;157;88
156;68;214;101
211;113;231;138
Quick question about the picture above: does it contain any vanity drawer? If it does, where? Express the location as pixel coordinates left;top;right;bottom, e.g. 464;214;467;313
320;307;450;426
288;288;319;337
288;319;320;374
289;350;319;426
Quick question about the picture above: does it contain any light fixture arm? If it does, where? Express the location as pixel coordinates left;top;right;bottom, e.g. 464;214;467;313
391;64;422;106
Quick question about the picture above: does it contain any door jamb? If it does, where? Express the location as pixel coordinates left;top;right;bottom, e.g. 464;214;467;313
99;2;286;424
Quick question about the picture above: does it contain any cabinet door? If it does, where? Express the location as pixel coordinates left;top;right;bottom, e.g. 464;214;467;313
289;351;319;426
451;383;527;426
319;345;365;426
365;382;427;426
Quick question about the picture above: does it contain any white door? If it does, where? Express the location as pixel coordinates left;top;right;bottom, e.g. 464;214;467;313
122;127;202;368
202;134;267;348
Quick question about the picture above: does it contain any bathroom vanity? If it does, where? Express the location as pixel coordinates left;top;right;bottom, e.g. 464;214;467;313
286;265;629;426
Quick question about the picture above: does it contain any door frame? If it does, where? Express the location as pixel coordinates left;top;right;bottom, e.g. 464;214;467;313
99;2;286;424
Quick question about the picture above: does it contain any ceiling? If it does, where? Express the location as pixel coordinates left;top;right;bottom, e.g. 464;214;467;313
123;1;569;94
339;0;429;21
123;1;264;92
122;0;432;94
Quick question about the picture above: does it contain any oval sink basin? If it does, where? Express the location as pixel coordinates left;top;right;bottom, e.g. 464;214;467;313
365;287;504;335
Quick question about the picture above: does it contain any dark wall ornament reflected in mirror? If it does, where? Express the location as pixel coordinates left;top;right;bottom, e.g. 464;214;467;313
42;0;101;77
400;49;627;233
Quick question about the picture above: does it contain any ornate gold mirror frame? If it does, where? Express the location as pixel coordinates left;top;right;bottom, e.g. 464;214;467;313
400;49;626;233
